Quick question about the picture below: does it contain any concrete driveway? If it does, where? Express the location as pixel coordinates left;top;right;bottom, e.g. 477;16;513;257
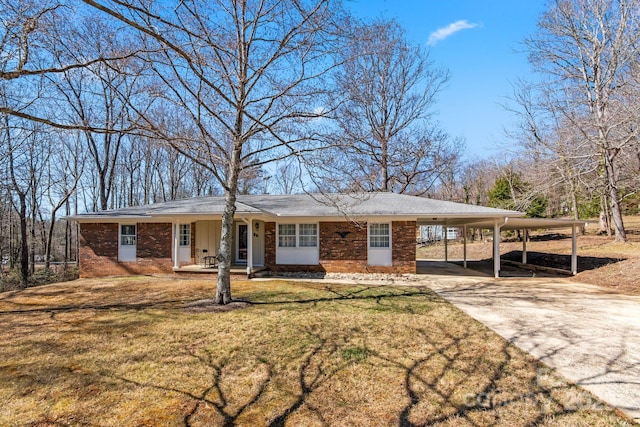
424;264;640;422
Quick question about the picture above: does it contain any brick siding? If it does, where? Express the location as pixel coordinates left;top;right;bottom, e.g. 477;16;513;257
391;221;417;273
79;222;174;277
80;219;417;278
266;221;416;274
264;222;276;267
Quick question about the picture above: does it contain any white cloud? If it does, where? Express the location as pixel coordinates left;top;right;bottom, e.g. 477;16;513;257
427;20;478;46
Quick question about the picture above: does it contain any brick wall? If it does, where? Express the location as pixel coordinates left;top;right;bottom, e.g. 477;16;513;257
265;220;416;274
79;223;118;277
391;221;417;273
264;222;276;267
79;222;174;277
319;221;367;261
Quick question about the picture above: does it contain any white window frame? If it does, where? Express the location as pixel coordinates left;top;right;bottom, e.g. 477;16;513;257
120;224;136;246
298;223;318;248
276;222;319;265
278;224;297;248
179;223;191;247
368;223;390;248
118;223;137;262
368;222;392;266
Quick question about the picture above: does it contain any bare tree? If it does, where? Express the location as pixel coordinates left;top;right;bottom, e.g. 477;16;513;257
525;0;640;241
0;0;143;131
328;19;458;195
41;132;83;269
1;112;47;286
83;0;345;304
508;82;598;224
49;14;146;211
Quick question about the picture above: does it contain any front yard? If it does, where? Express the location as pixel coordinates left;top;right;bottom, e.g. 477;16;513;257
0;277;631;426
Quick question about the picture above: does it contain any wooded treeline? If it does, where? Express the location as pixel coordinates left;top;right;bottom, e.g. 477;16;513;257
1;0;639;293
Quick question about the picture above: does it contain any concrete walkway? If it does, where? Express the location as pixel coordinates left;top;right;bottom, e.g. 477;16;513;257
424;263;640;422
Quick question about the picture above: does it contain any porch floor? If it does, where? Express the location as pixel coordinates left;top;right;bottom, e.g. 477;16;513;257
173;264;267;275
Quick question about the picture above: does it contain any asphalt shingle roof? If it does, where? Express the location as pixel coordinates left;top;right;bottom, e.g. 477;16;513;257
72;192;522;220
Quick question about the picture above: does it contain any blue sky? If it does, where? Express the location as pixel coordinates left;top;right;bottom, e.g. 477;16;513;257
345;0;546;159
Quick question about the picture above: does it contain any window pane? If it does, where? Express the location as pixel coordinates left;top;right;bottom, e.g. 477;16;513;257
369;223;390;248
179;224;191;246
121;225;135;236
278;224;296;247
121;225;136;246
299;224;317;247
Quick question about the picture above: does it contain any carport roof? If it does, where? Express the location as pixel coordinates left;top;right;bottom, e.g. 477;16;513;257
444;217;591;230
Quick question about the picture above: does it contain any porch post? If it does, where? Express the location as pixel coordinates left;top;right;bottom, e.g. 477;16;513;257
522;229;528;264
571;225;578;275
173;221;179;269
463;225;467;268
247;219;253;278
493;220;500;278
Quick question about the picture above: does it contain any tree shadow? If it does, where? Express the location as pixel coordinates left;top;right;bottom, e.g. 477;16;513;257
500;250;624;273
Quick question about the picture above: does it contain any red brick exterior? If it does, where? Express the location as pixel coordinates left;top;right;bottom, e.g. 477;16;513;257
79;223;119;277
391;221;417;273
80;219;417;277
266;221;416;274
264;222;276;267
79;222;174;278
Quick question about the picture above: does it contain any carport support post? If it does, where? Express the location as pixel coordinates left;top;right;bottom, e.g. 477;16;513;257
444;224;448;262
522;229;528;265
463;225;467;268
493;220;500;278
571;225;577;275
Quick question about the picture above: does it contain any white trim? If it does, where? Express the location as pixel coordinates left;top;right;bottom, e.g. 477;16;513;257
367;222;392;266
275;222;319;265
236;222;249;264
118;223;137;262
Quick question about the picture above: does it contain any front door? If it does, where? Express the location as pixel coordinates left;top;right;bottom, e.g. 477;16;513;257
236;223;248;263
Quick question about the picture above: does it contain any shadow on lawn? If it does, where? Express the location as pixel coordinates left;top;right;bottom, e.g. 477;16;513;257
500;250;625;273
0;283;629;425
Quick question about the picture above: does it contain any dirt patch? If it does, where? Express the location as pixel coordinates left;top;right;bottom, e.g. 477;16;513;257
500;250;625;272
184;299;252;312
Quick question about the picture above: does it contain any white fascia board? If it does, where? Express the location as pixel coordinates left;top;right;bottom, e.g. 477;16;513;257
270;215;420;223
71;215;152;222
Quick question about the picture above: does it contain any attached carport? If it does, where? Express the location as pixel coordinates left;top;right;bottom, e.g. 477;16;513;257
417;216;590;278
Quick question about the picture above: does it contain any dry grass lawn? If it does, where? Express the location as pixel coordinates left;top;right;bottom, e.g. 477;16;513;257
0;277;632;426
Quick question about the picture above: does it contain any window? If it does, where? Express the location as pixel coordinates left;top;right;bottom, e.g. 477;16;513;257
299;224;318;247
120;224;136;246
179;224;191;247
369;223;390;248
278;223;318;248
278;224;296;247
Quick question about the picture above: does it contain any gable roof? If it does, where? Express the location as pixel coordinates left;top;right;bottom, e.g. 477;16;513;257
70;192;523;222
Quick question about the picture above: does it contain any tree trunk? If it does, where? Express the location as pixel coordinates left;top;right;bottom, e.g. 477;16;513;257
18;196;29;287
604;152;627;242
45;212;56;270
215;142;243;305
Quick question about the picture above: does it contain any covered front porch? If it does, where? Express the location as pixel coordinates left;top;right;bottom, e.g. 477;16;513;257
171;218;266;276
